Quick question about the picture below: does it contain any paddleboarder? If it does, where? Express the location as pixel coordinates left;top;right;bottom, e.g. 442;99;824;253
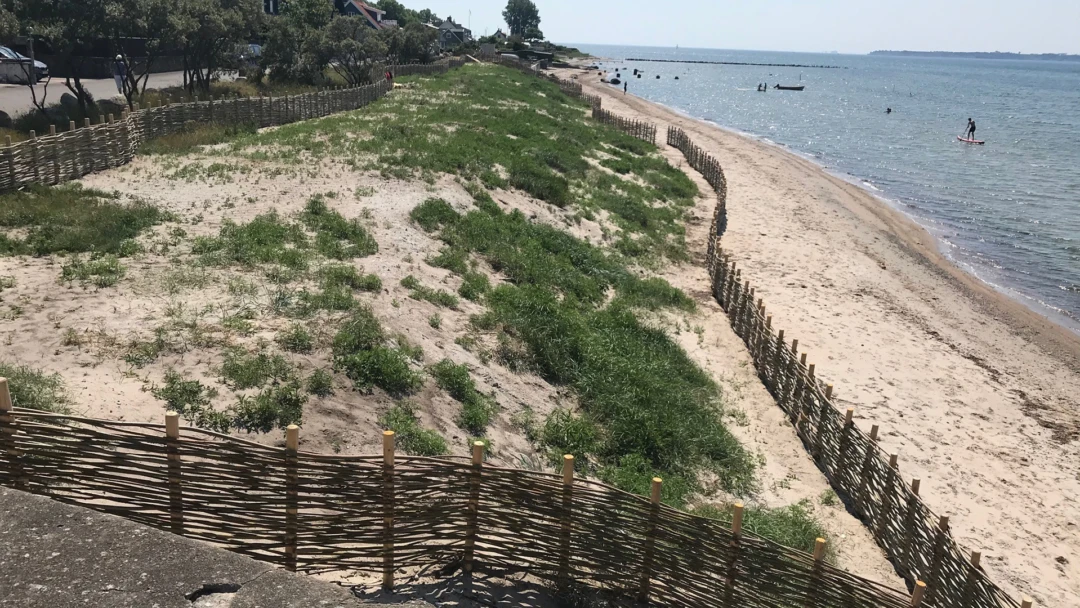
965;118;976;140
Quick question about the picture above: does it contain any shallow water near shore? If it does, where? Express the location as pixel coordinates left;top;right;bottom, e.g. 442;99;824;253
571;44;1080;332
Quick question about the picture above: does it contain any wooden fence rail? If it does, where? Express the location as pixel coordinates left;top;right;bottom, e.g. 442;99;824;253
665;127;1031;608
0;396;923;608
0;60;465;194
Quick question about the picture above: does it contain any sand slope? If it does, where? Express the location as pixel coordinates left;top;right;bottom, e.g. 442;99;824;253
560;68;1080;606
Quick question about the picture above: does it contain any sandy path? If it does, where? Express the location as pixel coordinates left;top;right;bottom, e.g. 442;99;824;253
559;68;1080;607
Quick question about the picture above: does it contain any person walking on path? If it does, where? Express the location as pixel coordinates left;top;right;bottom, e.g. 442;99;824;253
623;81;627;94
113;55;126;94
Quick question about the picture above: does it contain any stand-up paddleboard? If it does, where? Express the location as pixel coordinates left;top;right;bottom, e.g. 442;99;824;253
957;135;985;145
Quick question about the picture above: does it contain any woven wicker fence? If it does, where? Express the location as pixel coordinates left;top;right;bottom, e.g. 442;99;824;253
592;106;657;144
0;61;463;194
0;380;925;608
664;129;1031;608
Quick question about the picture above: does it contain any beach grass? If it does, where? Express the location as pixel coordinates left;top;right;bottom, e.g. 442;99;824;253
0;184;165;256
0;363;70;414
225;65;697;263
412;194;753;505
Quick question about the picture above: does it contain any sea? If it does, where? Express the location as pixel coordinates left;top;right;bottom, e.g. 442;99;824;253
570;44;1080;333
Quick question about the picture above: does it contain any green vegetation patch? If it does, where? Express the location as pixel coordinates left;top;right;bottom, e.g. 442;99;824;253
430;359;498;435
153;369;303;434
139;122;259;156
400;275;459;309
0;184;164;256
379;402;448;456
59;255;126;288
193;197;377;275
409;197;747;505
220;349;295;389
0;363;70;414
693;501;831;559
235;66;697;262
331;307;423;396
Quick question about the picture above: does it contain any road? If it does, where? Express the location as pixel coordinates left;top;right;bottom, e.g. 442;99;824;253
0;71;186;116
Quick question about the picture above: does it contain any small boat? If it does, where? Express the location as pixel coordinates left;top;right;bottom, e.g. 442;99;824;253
774;84;805;91
609;78;621;85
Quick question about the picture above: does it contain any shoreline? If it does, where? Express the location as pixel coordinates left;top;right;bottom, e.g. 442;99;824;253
558;66;1080;605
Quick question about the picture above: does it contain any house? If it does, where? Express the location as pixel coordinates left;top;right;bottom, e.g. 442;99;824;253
341;0;392;30
432;17;473;49
263;0;393;31
493;29;508;42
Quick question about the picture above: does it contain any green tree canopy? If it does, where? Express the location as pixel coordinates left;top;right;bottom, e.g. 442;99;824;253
502;0;540;37
309;15;387;85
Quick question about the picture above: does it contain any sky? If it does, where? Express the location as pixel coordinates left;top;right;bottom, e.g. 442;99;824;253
415;0;1080;55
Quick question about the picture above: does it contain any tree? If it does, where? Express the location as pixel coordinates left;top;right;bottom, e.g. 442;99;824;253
308;16;386;85
416;8;434;24
280;0;333;29
380;21;436;63
180;0;263;93
375;0;419;27
6;0;108;114
502;0;539;37
105;0;189;109
523;26;543;41
0;5;17;40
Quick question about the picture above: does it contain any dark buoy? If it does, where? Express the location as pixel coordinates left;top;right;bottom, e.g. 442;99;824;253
675;76;679;80
656;75;660;79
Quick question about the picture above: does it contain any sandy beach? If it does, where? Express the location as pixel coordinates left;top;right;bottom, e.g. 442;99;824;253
558;67;1080;606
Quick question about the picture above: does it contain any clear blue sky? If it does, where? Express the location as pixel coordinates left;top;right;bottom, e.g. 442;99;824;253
415;0;1080;54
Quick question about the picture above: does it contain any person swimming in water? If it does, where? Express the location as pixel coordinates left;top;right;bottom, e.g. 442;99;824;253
886;107;892;114
965;118;976;140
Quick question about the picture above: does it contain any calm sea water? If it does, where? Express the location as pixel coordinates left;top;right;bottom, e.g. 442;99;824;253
572;44;1080;331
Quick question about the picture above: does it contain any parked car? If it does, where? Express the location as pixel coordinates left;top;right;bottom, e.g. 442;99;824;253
0;46;49;82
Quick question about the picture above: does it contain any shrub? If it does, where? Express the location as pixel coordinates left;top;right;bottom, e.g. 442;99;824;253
0;363;70;413
59;255;126;288
409;198;459;232
277;324;314;353
306;368;334;396
458;271;490;301
319;264;381;291
232;381;306;433
220;349;295;389
193;212;309;269
300;196;378;259
378;403;448;456
430;359;499;434
151;370;230;433
337;346;423;396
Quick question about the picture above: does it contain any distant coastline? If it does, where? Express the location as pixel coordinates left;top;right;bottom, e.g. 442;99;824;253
870;50;1080;62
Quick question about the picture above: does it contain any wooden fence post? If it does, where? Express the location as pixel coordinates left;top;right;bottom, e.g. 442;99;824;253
285;424;299;571
463;440;484;573
813;384;833;460
925;515;950;604
165;411;183;534
5;136;14;189
875;453;899;539
899;478;921;574
722;502;743;608
960;550;982;607
836;409;855;488
804;538;827;608
558;454;575;586
855;424;880;517
637;477;662;602
0;377;26;490
382;430;395;590
911;581;927;607
83;118;93;174
29;131;39;184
